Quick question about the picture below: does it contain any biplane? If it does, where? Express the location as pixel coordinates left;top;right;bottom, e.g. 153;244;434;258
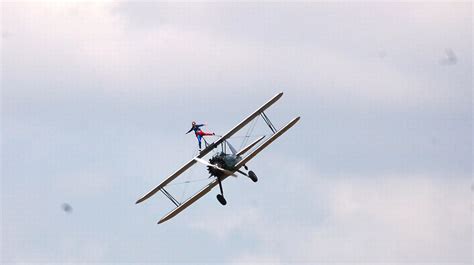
136;92;300;224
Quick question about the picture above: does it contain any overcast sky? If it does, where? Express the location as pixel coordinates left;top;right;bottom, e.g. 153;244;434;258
1;1;472;264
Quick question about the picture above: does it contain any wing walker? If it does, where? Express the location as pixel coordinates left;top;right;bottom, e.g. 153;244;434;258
136;92;300;224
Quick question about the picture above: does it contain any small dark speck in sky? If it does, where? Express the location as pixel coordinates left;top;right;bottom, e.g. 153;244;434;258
61;203;73;213
440;48;457;65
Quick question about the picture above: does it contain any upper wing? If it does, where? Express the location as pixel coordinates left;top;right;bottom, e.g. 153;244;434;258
212;92;283;148
234;116;300;169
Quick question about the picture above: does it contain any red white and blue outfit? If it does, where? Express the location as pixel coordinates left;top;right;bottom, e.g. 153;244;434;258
186;122;215;150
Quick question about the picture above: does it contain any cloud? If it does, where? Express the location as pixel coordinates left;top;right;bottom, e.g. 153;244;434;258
2;2;471;112
109;2;472;110
230;253;281;265
307;174;470;262
191;154;471;262
2;2;471;263
189;206;262;239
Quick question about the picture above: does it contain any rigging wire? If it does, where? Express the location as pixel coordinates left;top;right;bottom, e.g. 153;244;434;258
168;177;211;186
201;124;219;151
179;180;188;202
240;116;259;150
174;149;201;201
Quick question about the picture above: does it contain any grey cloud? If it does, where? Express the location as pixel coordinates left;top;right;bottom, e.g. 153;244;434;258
2;1;472;263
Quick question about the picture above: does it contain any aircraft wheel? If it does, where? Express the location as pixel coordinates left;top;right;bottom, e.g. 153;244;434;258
216;194;227;205
248;171;258;182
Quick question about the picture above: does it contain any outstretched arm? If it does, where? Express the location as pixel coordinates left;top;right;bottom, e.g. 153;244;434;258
186;127;193;134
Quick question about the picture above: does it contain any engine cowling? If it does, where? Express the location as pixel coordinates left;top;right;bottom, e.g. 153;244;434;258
207;155;226;177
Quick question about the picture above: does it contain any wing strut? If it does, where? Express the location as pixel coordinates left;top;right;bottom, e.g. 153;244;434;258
234;116;300;169
261;111;277;133
160;188;180;207
213;92;283;147
158;178;221;224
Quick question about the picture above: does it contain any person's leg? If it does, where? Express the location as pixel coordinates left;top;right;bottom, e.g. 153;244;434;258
197;130;214;136
197;134;202;149
196;130;214;137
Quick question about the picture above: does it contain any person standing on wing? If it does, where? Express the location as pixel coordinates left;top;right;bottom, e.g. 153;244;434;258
186;121;215;151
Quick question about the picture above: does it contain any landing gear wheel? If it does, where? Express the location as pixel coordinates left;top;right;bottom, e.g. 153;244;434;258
216;194;227;205
248;171;258;182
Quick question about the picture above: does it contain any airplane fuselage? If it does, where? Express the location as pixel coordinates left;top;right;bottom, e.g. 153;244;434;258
207;152;242;177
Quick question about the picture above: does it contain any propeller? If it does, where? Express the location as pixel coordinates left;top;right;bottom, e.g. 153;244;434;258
194;158;237;177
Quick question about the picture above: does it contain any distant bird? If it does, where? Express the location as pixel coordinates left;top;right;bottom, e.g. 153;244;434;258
440;48;457;65
61;203;73;213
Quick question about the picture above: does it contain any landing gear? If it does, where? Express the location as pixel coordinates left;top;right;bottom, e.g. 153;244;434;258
236;169;258;182
216;194;227;205
248;171;258;182
216;176;227;205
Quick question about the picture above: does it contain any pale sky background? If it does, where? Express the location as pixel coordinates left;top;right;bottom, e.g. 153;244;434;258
1;1;472;264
